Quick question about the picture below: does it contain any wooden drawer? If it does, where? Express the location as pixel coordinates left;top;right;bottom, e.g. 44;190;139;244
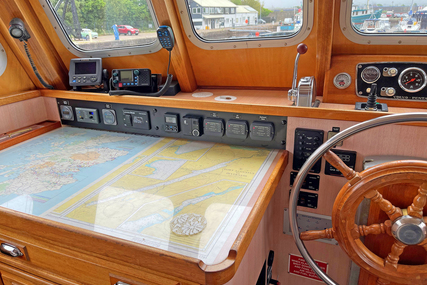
110;273;181;285
0;263;56;285
0;231;195;285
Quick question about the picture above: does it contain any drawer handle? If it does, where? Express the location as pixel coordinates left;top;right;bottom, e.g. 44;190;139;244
0;243;23;257
115;282;131;285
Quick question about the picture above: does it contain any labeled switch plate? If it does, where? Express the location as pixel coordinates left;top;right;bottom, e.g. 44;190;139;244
75;108;99;124
290;171;320;191
283;209;338;245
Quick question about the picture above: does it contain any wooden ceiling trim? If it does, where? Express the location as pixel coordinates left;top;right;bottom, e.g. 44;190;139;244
316;0;335;96
151;0;198;92
0;0;68;90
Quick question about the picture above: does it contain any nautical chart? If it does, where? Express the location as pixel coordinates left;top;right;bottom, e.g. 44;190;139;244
0;127;280;264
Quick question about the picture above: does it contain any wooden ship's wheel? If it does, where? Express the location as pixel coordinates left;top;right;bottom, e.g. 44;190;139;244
289;113;427;285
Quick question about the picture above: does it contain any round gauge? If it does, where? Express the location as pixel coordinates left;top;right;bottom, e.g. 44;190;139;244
361;66;381;84
398;67;427;93
333;73;352;89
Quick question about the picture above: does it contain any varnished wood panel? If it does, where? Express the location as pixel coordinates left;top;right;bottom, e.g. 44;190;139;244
0;0;68;89
0;97;52;134
43;97;60;122
0;34;35;96
180;8;318;89
316;1;335;96
0;121;61;151
0;91;40;107
323;55;427;108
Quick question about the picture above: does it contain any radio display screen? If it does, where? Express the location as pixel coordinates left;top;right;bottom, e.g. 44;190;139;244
120;70;133;82
165;116;177;124
75;61;96;74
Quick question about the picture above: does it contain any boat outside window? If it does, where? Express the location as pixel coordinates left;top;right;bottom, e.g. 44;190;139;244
39;0;160;56
351;1;425;34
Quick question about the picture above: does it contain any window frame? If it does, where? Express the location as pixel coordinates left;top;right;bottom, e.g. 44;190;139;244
340;0;427;45
37;0;162;58
177;0;314;50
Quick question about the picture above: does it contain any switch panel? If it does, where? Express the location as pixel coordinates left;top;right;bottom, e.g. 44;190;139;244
164;113;179;133
294;191;318;209
204;118;224;137
250;121;274;141
325;149;357;176
293;128;324;173
226;119;248;139
57;99;288;149
122;110;150;130
290;171;320;191
75;108;99;124
182;115;203;137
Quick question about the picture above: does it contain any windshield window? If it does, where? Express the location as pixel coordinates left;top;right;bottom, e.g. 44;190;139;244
351;1;426;34
185;0;304;41
46;0;157;51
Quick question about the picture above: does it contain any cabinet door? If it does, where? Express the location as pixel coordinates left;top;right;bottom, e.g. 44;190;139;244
0;271;56;285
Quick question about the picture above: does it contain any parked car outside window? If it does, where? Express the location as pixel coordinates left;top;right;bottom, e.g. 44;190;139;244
117;25;140;36
81;28;98;40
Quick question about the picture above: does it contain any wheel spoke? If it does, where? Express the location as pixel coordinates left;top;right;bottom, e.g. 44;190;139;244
300;228;334;241
407;183;427;219
384;240;406;269
323;150;361;185
365;190;403;221
351;221;392;239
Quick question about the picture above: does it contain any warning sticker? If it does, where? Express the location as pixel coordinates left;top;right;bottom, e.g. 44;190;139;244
288;254;328;282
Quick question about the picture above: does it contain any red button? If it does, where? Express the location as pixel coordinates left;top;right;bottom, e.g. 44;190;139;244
119;83;123;87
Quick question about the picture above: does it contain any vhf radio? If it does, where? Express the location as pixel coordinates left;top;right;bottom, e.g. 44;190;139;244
111;69;161;93
109;26;175;97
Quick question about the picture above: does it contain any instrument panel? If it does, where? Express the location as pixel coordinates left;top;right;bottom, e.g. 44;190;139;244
57;99;288;149
356;62;427;101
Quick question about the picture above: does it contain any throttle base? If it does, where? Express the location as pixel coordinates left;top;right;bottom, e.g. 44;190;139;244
355;102;388;112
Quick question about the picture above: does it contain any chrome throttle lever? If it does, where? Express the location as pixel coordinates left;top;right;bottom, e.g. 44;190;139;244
287;43;317;107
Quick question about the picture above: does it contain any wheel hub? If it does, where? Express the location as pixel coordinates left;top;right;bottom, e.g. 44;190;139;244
391;215;427;245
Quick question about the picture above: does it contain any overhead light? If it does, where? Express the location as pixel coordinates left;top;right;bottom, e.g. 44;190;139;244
9;18;31;42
